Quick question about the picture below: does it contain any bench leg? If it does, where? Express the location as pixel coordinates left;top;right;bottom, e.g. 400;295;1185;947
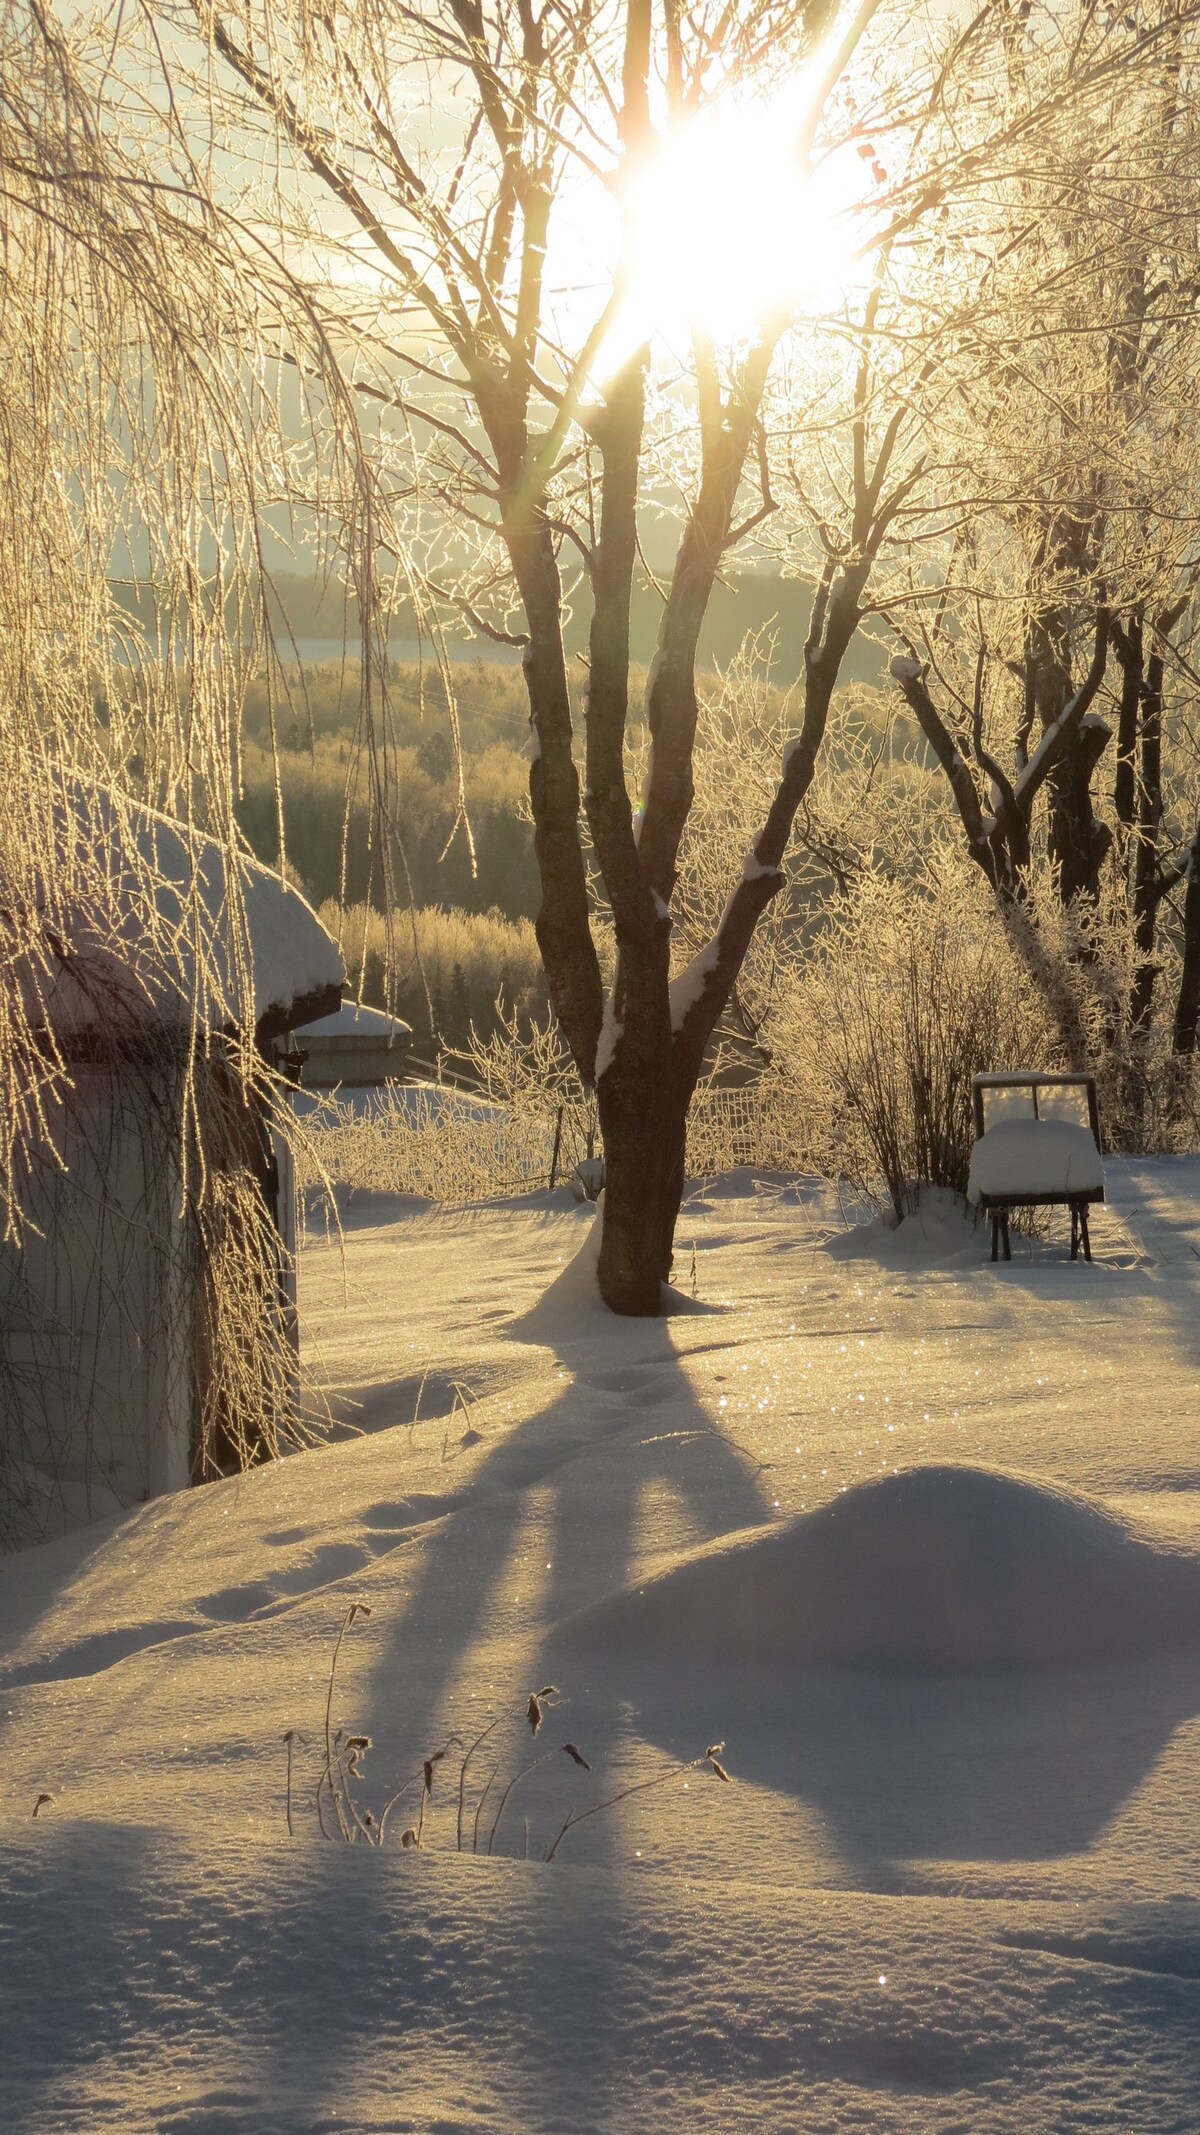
1070;1204;1079;1261
1001;1212;1011;1262
1080;1205;1092;1263
991;1212;999;1263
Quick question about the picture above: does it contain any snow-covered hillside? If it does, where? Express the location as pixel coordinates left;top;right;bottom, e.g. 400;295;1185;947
3;1161;1200;2132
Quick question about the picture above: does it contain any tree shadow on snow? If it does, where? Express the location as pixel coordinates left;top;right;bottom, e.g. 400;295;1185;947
570;1645;1200;1880
248;1253;771;2130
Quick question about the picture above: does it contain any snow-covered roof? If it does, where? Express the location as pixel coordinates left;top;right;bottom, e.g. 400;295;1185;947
16;780;343;1038
293;998;410;1041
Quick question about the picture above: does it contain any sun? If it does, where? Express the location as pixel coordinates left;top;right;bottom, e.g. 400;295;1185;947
620;90;873;350
545;80;876;372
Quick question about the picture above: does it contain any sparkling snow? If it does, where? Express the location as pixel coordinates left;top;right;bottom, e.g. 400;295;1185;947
3;1159;1200;2130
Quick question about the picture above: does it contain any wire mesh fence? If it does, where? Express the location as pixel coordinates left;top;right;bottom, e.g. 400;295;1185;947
297;1079;814;1205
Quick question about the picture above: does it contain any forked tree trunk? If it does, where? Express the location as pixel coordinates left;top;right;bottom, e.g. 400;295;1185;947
595;1056;682;1312
1027;556;1111;906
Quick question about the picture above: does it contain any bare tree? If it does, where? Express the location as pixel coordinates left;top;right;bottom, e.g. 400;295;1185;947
80;0;1191;1307
142;0;1103;1309
882;0;1200;1090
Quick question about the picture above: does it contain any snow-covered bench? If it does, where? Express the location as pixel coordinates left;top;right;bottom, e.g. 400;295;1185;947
968;1072;1105;1263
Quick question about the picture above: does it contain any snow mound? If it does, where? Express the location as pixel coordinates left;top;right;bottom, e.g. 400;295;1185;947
824;1186;981;1264
561;1465;1200;1673
513;1197;723;1337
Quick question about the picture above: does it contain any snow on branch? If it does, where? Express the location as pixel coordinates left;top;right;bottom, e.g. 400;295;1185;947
594;994;623;1082
742;850;785;884
669;936;721;1033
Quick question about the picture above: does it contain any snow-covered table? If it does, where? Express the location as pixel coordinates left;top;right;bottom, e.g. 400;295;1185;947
968;1071;1105;1262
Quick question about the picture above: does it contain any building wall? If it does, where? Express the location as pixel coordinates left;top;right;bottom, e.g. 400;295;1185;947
0;1068;194;1546
301;1035;410;1087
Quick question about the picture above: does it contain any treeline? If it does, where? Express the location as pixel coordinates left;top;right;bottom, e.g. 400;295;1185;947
235;650;907;920
232;653;915;1049
321;901;547;1054
235;660;539;917
237;568;889;684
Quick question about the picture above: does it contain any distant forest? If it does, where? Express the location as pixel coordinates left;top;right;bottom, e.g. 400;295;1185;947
240;565;892;685
109;577;892;1050
236;659;539;919
113;567;890;686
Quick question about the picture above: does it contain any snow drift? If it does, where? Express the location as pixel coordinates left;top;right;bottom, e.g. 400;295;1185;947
560;1465;1200;1673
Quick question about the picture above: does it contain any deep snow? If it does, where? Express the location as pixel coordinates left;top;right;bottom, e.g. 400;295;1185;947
3;1159;1200;2131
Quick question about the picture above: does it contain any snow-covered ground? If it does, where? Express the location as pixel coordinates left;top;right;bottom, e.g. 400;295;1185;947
4;1159;1200;2132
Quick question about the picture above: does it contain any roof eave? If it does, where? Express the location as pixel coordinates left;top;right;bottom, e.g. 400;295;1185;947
256;980;343;1052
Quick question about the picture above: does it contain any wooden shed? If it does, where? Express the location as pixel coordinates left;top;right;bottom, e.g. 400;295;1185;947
293;997;412;1088
0;784;342;1546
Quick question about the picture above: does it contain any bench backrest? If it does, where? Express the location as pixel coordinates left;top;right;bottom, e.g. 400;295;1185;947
971;1072;1102;1150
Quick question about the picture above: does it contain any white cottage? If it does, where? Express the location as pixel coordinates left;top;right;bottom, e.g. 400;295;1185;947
0;784;342;1546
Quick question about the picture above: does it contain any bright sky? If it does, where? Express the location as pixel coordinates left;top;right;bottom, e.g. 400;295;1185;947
545;76;878;369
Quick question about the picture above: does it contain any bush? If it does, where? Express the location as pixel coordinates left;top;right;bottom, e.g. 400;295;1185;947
767;857;1061;1218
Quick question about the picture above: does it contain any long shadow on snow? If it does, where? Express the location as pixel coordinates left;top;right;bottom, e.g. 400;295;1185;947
550;1458;1200;1884
556;1645;1200;1879
252;1278;770;2131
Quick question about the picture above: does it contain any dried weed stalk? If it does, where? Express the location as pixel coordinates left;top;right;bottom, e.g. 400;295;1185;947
289;1607;728;1862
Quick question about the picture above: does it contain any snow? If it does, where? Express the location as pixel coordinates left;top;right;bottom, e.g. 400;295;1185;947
742;848;783;883
1013;681;1106;807
562;1464;1200;1672
593;995;622;1081
969;1118;1105;1200
292;997;410;1040
889;654;923;681
22;780;342;1033
4;1157;1200;2130
975;1068;1071;1085
669;935;721;1030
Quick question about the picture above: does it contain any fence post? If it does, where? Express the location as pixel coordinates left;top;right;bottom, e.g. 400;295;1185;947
548;1104;564;1191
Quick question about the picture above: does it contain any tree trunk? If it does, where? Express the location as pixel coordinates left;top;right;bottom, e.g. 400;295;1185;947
1129;650;1164;1035
1111;610;1143;857
1173;813;1200;1055
505;511;604;1082
595;1054;685;1313
1028;588;1111;904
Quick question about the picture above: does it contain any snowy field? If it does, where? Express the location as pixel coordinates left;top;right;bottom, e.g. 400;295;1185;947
4;1159;1200;2132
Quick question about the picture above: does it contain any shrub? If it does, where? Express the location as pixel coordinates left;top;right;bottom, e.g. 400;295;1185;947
767;856;1061;1218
